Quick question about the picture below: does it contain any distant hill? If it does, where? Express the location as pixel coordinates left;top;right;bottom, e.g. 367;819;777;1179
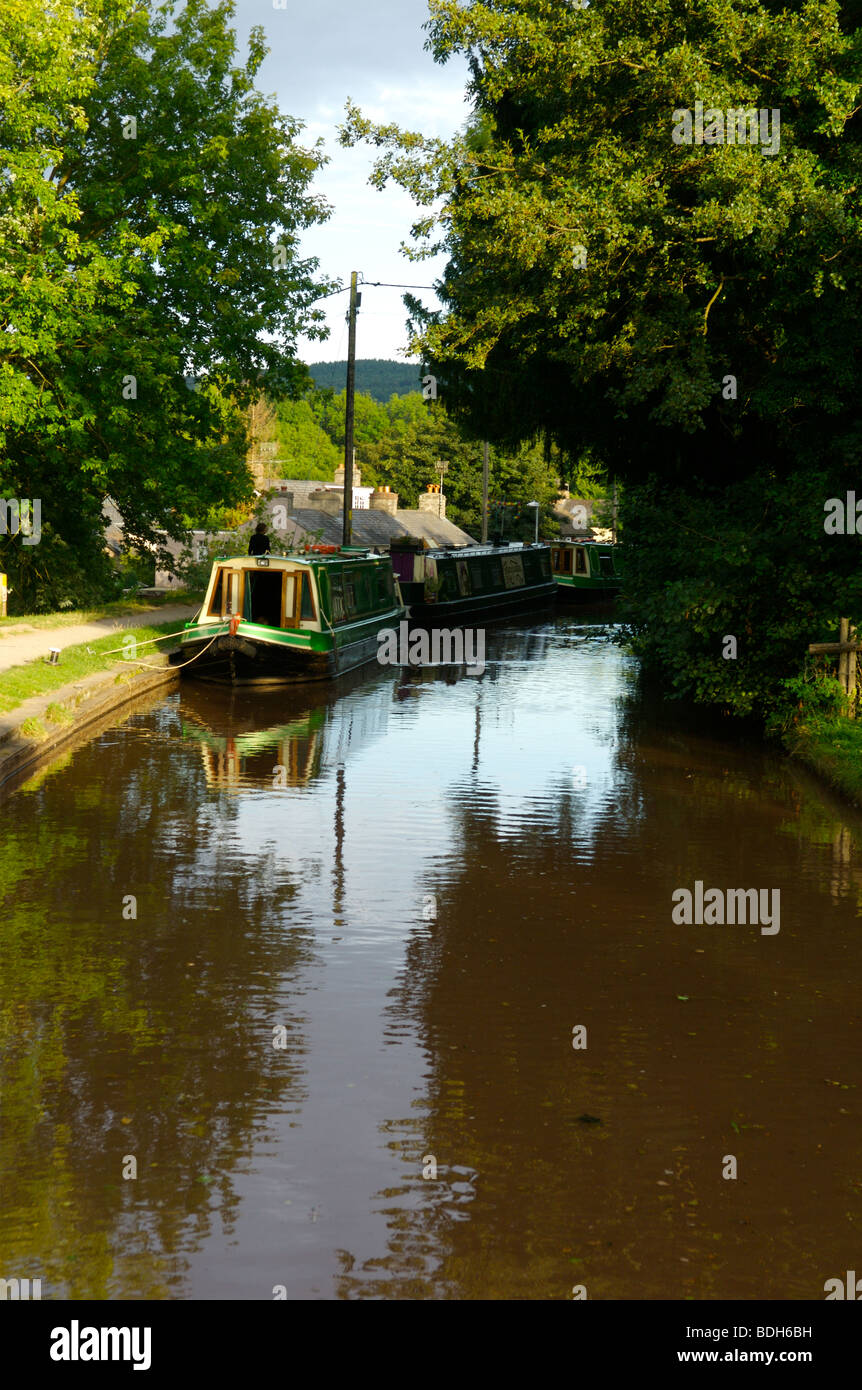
306;359;424;403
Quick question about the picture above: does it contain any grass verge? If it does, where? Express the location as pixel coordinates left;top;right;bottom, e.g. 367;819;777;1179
0;621;181;716
788;715;862;808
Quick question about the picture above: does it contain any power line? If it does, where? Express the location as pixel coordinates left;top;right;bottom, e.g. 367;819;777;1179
360;280;437;290
305;279;437;305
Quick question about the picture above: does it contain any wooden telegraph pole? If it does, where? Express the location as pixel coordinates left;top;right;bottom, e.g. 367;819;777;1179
342;271;359;548
481;442;490;543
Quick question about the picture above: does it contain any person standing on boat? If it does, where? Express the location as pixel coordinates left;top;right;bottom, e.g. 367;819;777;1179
248;522;271;557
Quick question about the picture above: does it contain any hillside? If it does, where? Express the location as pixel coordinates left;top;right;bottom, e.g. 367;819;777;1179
306;359;424;403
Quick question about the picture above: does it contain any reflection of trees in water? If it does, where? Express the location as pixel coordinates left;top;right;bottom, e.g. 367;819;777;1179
0;701;314;1298
337;700;862;1299
334;709;656;1299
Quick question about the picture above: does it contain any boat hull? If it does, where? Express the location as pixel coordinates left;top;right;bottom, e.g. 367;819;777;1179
554;577;621;605
403;579;556;625
172;619;397;686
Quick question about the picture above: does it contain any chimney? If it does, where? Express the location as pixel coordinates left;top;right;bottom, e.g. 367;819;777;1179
308;488;343;516
271;489;294;513
369;485;399;515
334;462;361;488
418;483;446;519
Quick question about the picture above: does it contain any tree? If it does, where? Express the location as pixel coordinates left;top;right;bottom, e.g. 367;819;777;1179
341;0;862;724
0;0;334;610
343;0;862;484
274;397;341;480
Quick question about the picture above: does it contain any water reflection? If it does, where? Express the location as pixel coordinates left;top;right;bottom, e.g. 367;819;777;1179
2;617;862;1300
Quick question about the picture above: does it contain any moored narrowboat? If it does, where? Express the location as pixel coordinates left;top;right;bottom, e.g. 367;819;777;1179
390;539;556;624
549;540;621;602
171;551;403;683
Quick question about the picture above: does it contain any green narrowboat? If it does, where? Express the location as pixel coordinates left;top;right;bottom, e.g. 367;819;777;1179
549;540;621;602
390;539;556;624
171;550;403;683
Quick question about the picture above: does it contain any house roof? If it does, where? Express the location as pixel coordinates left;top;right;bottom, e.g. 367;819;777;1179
280;508;475;549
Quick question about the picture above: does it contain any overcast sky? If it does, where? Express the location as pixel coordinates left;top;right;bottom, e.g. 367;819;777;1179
232;1;471;365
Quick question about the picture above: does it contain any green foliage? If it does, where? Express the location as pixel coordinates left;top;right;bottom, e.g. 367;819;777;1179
307;359;424;401
343;0;862;483
618;468;862;722
274;397;342;479
0;0;333;610
342;0;862;735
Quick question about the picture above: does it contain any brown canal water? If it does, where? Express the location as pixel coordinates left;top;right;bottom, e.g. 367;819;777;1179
1;614;861;1301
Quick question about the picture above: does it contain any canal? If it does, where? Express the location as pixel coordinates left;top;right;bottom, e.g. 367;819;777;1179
2;613;861;1300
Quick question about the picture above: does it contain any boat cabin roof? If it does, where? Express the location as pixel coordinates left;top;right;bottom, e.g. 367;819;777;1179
552;538;616;547
211;551;387;569
391;541;546;561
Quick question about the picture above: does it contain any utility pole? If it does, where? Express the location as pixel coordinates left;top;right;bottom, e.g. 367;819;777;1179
481;441;489;543
342;271;359;547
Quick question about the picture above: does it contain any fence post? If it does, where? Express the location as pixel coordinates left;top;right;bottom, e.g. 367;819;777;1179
849;623;858;719
839;618;849;697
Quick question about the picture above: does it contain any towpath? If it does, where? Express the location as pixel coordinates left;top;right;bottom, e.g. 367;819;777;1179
0;604;197;673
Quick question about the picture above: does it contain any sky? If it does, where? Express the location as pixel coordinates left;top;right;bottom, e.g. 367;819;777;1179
231;1;472;366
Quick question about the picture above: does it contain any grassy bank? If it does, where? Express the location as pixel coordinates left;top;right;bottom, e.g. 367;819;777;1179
0;621;184;720
787;716;862;809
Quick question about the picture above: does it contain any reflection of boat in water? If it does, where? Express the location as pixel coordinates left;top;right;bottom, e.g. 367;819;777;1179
179;670;393;791
171;551;404;684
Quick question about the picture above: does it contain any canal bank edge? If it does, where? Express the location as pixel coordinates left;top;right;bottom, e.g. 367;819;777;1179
787;718;862;811
0;661;179;797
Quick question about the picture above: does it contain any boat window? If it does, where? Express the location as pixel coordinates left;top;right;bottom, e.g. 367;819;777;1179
552;550;560;573
208;570;224;615
575;549;588;574
599;554;615;578
282;574;297;627
344;578;357;615
539;550;551;578
222;569;243;617
300;573;316;620
330;573;346;623
561;549;573;574
375;566;394;607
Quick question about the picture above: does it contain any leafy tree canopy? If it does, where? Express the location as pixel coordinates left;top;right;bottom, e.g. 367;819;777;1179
0;0;333;610
342;0;862;487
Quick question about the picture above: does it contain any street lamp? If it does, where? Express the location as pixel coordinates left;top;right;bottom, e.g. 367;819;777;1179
526;500;540;545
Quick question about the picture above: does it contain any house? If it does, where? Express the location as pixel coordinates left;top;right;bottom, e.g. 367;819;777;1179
148;472;475;588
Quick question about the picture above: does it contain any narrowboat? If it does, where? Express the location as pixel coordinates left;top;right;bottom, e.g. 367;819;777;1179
549;540;621;602
390;539;556;624
170;550;403;683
